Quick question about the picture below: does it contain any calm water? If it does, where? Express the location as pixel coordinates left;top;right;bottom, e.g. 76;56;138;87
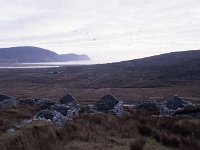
0;60;108;69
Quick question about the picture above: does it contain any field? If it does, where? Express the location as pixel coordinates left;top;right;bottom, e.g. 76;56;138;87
0;65;200;105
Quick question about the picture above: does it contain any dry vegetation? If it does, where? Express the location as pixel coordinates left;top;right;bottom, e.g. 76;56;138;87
0;67;199;106
0;110;200;150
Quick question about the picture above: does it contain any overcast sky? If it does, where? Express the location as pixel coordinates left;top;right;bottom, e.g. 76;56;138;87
0;0;200;62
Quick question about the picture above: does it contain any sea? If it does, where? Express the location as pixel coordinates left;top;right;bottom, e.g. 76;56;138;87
0;60;110;69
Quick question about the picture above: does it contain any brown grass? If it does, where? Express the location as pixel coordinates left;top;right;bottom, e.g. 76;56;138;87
0;112;199;150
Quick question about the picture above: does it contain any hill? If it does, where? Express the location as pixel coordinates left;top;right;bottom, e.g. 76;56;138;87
0;46;91;63
42;50;200;89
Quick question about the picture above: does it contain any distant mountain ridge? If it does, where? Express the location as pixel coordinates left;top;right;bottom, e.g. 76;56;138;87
0;46;91;63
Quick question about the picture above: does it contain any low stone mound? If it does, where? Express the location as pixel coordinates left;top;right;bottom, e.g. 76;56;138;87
135;100;160;114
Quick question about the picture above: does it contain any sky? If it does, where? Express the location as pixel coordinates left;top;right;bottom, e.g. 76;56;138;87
0;0;200;62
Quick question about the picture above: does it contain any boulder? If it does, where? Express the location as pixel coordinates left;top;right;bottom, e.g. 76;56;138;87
0;98;18;109
59;94;79;109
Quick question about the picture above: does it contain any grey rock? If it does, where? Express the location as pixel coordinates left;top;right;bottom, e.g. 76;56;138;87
35;99;55;109
173;107;200;118
0;94;13;102
51;104;79;118
95;94;119;112
0;98;18;109
50;104;70;116
34;110;55;120
85;104;96;114
52;112;69;127
19;99;35;106
166;96;184;110
34;110;70;127
59;94;79;110
94;94;124;116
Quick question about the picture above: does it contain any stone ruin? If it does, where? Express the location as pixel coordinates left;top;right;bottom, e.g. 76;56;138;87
1;92;199;132
0;93;80;129
135;95;200;117
35;93;80;127
85;94;124;116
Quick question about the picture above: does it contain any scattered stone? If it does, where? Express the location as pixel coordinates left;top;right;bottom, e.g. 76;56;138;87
0;98;18;109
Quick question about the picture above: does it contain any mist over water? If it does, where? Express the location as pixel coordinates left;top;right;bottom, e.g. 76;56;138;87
0;60;113;69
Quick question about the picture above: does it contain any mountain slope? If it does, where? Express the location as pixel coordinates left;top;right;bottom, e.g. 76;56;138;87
0;46;91;63
56;50;200;88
